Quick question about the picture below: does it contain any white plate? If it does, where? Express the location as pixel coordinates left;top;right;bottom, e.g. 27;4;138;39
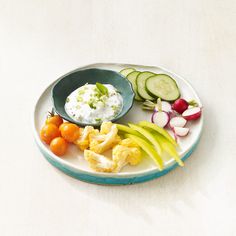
33;63;203;185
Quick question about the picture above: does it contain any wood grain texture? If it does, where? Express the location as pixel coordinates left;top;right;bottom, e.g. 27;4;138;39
0;0;235;235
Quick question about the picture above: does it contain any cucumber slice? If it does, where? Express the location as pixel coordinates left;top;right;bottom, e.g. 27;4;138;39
119;68;136;77
146;74;180;101
126;71;143;101
137;71;156;100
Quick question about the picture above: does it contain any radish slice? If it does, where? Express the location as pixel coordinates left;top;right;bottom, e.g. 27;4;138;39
151;111;170;128
182;107;201;121
173;127;189;137
170;117;187;128
154;101;172;113
162;101;172;113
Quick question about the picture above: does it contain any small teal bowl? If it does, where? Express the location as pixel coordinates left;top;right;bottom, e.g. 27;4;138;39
52;68;135;126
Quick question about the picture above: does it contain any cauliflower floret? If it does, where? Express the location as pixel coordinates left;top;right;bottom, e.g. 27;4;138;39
82;124;142;173
119;138;139;148
74;126;98;151
112;144;142;172
117;138;142;165
95;122;121;143
84;138;142;173
89;124;121;154
89;130;105;143
84;150;116;173
100;121;113;134
112;145;130;172
126;147;142;165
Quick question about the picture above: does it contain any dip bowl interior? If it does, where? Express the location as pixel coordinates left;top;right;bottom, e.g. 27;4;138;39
52;68;135;126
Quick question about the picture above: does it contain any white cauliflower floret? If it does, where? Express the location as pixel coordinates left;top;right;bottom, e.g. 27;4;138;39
74;126;98;151
84;150;116;173
89;124;121;154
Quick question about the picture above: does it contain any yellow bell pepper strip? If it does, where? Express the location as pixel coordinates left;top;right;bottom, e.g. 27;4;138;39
125;134;163;171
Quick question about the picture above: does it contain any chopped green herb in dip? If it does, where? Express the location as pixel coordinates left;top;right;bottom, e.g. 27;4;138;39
65;84;123;124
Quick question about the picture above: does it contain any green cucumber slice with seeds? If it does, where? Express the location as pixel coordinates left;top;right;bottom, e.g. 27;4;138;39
146;74;180;101
120;68;136;77
126;71;143;101
137;71;156;100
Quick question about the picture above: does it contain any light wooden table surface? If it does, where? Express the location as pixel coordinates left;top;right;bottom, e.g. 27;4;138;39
0;0;235;235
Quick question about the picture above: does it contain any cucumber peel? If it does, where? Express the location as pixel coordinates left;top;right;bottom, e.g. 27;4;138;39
137;71;156;100
119;68;136;77
126;71;143;101
146;74;180;101
125;134;163;171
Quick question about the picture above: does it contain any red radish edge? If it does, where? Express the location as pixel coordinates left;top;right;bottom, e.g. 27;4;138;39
170;126;178;142
151;111;170;128
172;99;189;114
182;107;201;121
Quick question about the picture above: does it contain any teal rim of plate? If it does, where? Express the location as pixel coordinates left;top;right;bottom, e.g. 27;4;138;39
35;137;200;185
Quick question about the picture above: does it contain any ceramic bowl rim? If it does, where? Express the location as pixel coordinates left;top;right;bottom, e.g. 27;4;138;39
51;68;135;127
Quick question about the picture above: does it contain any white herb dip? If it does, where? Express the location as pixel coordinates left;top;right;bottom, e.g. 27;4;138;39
65;84;123;124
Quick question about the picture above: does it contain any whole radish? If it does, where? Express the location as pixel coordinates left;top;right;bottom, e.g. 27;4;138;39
172;99;189;114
